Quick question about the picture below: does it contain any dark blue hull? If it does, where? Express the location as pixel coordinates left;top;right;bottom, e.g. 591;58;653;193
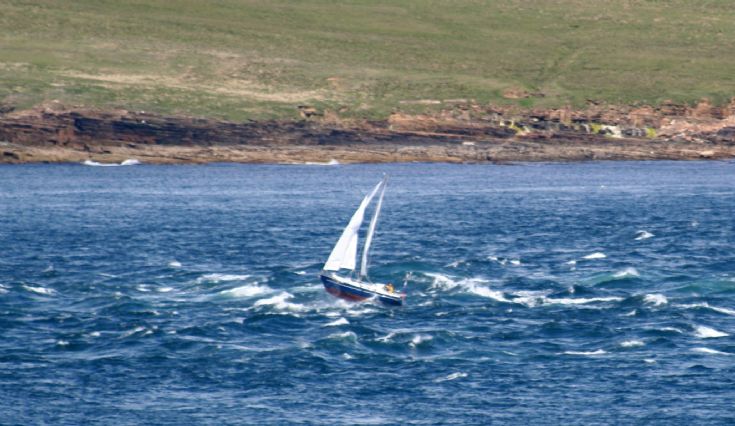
320;274;403;306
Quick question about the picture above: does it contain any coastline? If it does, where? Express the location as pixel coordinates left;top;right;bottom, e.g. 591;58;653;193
1;104;734;165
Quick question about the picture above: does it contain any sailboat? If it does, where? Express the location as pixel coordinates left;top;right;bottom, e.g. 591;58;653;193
320;175;405;306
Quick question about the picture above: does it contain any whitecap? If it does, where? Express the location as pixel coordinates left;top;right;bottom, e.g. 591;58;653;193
304;159;340;166
168;260;182;268
87;331;101;338
623;309;637;317
410;334;433;348
677;302;735;316
23;285;55;295
324;318;349;327
157;287;174;293
220;284;273;298
197;273;250;284
620;340;645;348
42;265;54;273
635;230;654;240
136;284;151;292
563;349;607;356
565;260;577;266
644;358;657;364
56;340;70;346
539;296;623;306
425;273;509;303
376;332;396;343
0;284;8;295
120;326;146;338
694;325;729;339
435;372;468;383
253;292;306;312
120;159;141;166
643;293;668;306
509;259;521;266
692;347;731;355
342;353;353;360
583;252;606;260
613;267;640;278
294;271;307;275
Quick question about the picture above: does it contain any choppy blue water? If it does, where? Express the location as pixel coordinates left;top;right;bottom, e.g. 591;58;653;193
1;161;734;424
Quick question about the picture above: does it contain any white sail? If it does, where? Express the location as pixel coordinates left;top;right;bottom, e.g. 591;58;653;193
323;179;384;271
360;176;387;277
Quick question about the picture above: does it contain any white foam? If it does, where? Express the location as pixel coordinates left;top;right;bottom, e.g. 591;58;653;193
324;317;349;327
635;230;654;240
426;273;509;303
620;340;645;348
623;309;637;317
644;358;657;364
304;159;340;166
0;284;7;295
136;284;151;292
692;347;731;355
197;273;250;284
435;372;468;383
23;285;55;295
88;331;101;338
376;332;397;343
658;327;683;334
220;284;273;298
410;334;433;348
613;267;640;278
294;271;307;275
253;292;305;312
583;252;606;260
83;159;141;167
694;325;729;339
563;349;607;356
157;287;174;293
120;326;146;338
538;296;623;306
677;302;735;316
509;259;521;266
643;294;668;306
566;260;577;266
168;260;182;268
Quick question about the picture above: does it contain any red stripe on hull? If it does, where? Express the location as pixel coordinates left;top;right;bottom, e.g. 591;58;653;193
325;286;369;302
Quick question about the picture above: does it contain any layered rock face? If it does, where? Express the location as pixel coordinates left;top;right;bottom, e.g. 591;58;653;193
0;102;734;164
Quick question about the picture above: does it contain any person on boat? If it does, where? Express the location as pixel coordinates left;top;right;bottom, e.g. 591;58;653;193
385;283;394;293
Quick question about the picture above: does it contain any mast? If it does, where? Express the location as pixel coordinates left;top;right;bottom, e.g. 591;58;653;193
360;175;387;278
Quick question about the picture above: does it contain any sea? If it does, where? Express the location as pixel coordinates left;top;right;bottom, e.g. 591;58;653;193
1;161;734;425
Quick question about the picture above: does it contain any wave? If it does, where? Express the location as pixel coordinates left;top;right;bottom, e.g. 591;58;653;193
643;294;668;306
425;273;509;303
324;318;349;327
23;285;56;295
582;252;606;260
563;349;607;356
635;230;655;240
613;267;640;279
435;372;468;382
253;292;306;312
692;347;731;355
304;159;340;166
694;325;729;338
519;296;623;308
196;273;251;284
168;260;182;268
220;284;273;298
677;302;735;316
410;334;433;348
327;331;357;342
620;340;645;348
83;159;141;167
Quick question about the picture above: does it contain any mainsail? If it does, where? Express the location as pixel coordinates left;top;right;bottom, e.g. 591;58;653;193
323;177;387;272
360;176;387;277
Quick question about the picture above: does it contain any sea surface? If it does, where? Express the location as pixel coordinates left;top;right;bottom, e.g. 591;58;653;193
1;161;734;424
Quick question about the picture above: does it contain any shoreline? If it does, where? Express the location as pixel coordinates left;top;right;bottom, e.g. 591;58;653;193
1;104;734;165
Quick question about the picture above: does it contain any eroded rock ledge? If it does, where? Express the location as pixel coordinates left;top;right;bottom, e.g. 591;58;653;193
1;101;734;164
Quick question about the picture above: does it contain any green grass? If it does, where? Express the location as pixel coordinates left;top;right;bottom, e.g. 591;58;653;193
1;0;734;120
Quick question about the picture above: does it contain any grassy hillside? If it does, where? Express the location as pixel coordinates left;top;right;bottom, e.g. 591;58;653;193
1;0;734;120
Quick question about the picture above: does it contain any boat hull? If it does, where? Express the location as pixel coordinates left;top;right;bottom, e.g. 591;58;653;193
320;274;403;306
